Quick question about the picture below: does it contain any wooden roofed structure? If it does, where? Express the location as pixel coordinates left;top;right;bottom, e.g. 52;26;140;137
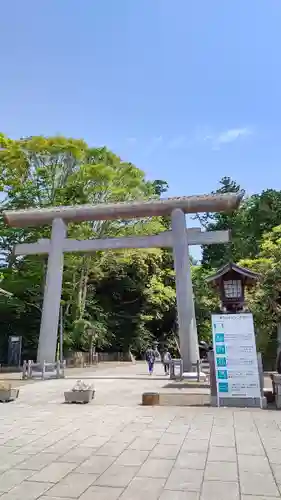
206;262;259;312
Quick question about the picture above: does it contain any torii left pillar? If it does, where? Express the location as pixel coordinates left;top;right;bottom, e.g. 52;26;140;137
171;209;199;372
37;218;66;364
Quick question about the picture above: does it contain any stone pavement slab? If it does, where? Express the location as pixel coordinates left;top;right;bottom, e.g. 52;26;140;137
94;464;139;488
137;458;174;478
201;480;240;500
165;468;204;491
0;469;35;493
75;454;115;474
174;451;207;469
159;492;199;500
0;481;53;500
151;443;181;460
241;497;280;500
15;453;61;471
239;470;280;496
79;486;124;500
129;436;159;450
114;449;149;466
119;476;166;500
204;461;238;482
45;473;97;498
238;454;272;474
27;462;76;483
208;445;236;462
1;362;281;498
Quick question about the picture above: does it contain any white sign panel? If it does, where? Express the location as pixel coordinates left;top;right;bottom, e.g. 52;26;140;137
10;336;20;342
211;313;261;401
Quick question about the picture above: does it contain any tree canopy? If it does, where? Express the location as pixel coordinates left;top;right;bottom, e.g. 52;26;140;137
196;176;281;367
0;134;176;361
0;134;280;368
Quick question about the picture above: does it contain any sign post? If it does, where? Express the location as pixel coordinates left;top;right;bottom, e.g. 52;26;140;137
211;313;262;408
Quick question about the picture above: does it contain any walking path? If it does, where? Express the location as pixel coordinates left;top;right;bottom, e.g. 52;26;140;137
1;362;281;499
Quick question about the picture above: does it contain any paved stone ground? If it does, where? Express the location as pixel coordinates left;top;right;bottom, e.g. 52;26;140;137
1;362;281;499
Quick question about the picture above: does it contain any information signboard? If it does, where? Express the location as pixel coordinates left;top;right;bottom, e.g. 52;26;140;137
211;313;261;403
8;335;22;366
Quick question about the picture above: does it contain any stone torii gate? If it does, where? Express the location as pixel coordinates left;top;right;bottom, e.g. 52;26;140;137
4;193;242;371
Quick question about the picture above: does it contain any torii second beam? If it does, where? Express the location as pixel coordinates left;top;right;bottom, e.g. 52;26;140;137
14;229;230;256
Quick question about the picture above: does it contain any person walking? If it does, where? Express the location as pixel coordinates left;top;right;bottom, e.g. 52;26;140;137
163;349;172;375
145;347;156;375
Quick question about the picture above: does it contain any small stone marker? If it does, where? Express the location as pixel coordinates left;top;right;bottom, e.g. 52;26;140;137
271;373;281;408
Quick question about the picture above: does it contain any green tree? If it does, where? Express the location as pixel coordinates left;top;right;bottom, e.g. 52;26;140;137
200;177;281;268
0;134;170;361
237;226;281;367
192;265;219;343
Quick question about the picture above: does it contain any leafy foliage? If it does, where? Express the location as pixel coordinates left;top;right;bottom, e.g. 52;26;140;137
0;133;280;369
0;134;175;361
198;178;281;367
200;177;281;268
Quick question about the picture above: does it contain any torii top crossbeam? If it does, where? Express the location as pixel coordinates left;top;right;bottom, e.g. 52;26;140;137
3;192;243;227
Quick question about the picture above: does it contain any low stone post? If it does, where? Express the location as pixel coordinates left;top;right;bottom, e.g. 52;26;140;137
22;360;27;379
27;360;32;378
41;361;46;380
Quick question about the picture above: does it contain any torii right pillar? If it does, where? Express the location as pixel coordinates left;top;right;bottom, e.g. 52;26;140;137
171;208;199;372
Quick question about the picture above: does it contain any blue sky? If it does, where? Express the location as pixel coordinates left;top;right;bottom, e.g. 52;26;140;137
1;0;280;200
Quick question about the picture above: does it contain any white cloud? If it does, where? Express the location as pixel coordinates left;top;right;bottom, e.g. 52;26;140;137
204;127;253;150
126;137;137;144
216;127;252;144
